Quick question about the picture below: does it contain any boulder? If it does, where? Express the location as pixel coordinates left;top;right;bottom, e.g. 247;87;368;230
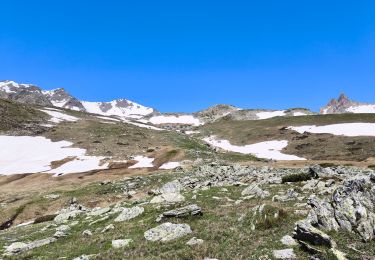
150;193;185;204
112;239;133;249
157;204;202;222
144;223;192;242
114;206;144;222
293;220;335;247
307;196;339;231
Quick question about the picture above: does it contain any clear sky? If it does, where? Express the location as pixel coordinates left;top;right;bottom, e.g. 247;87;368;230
1;1;374;112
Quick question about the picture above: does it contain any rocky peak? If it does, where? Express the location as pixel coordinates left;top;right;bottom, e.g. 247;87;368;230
320;93;357;114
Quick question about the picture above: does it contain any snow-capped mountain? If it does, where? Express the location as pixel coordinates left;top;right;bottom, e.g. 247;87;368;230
0;80;155;119
321;93;375;114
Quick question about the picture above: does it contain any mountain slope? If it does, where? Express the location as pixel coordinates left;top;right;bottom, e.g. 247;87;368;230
0;80;155;119
321;93;375;114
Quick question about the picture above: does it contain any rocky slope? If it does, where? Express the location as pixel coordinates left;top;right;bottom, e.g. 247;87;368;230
1;163;375;259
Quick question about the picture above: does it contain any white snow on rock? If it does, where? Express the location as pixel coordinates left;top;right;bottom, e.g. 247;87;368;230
203;136;306;161
129;156;155;169
159;162;181;170
0;136;108;175
82;100;153;118
149;115;202;126
347;105;375;114
257;110;286;120
40;109;79;124
288;123;375;137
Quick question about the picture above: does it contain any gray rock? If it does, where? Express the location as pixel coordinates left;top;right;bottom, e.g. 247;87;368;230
293;220;335;247
101;224;115;233
5;238;57;256
280;235;298;246
54;210;81;224
273;249;296;259
186;237;204;246
241;184;270;198
332;178;375;241
274;189;299;202
114;206;144;222
307;196;339;231
82;230;93;237
158;204;202;222
88;207;111;216
161;180;183;194
144;222;192;242
150;192;185;204
112;239;133;248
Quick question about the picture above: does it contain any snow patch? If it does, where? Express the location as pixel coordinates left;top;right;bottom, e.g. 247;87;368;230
40;109;78;124
159;162;181;169
347;105;375;114
149;115;202;126
293;112;307;116
47;156;108;176
288;123;375;137
0;136;107;175
257;110;286;120
203;136;306;161
129;156;155;168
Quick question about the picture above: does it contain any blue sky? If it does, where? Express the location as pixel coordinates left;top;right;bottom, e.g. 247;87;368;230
1;1;374;112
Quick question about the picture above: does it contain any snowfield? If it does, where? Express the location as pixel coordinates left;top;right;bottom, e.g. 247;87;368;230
203;136;306;161
347;105;375;114
0;136;108;175
40;108;79;124
256;110;286;120
288;123;375;137
129;156;155;168
149;115;202;126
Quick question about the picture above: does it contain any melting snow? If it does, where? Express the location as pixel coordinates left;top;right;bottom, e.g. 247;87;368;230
149;115;202;126
129;156;155;168
47;156;108;176
159;162;181;169
288;123;375;137
203;136;306;161
257;110;286;120
0;136;108;175
40;109;79;123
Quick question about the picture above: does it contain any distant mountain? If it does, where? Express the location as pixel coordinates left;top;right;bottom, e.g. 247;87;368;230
321;93;375;114
0;80;155;119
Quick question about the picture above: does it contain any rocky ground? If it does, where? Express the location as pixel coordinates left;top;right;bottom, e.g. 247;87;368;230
1;163;375;259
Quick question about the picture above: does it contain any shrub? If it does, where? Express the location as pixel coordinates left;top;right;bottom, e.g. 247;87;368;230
282;172;312;183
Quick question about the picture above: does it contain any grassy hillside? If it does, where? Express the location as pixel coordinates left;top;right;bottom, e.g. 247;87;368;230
199;114;375;161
